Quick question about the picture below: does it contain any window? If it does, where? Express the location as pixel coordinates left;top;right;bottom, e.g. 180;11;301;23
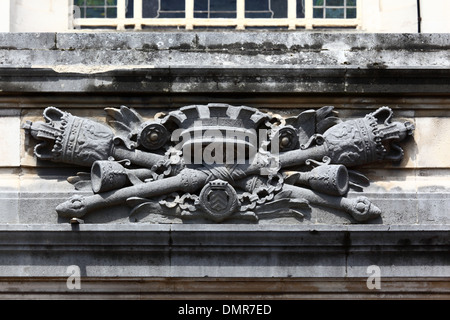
195;0;236;18
141;0;185;18
313;0;357;19
74;0;118;18
71;0;360;30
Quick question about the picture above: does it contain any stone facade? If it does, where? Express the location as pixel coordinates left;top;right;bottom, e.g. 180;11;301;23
0;32;449;298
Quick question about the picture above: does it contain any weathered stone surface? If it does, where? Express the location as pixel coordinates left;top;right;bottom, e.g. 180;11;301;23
1;66;449;94
0;224;448;278
0;32;449;93
0;109;20;167
0;32;449;298
415;117;450;168
2;32;449;69
0;33;55;50
0;170;19;224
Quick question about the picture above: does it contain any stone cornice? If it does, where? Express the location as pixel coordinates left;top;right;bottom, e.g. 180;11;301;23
0;66;449;94
0;224;449;278
0;32;449;94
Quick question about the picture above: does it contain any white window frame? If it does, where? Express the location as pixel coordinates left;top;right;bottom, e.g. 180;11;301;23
70;0;362;31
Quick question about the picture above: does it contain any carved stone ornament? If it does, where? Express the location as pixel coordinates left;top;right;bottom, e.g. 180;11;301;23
23;104;414;223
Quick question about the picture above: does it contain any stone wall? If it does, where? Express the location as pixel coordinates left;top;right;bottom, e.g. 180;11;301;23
0;32;449;298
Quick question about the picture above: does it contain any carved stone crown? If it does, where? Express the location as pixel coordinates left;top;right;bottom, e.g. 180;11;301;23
162;103;273;162
323;107;414;166
23;107;114;166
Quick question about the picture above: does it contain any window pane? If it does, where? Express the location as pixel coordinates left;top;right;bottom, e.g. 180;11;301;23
106;7;117;18
325;8;344;18
158;0;185;18
210;0;236;15
210;11;236;18
296;0;305;18
195;0;236;18
326;0;344;6
194;0;207;18
346;8;356;18
246;0;267;11
271;0;288;18
86;7;105;18
87;0;106;5
75;0;118;18
245;0;287;18
158;12;186;18
161;0;185;11
125;0;133;18
195;0;208;11
313;8;323;18
142;0;159;18
313;0;357;19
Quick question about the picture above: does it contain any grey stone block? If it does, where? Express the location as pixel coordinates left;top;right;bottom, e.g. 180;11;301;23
417;192;450;224
56;32;197;51
0;33;55;50
0;192;19;223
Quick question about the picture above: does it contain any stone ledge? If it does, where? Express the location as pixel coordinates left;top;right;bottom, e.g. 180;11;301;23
1;277;449;299
0;33;56;50
54;32;450;53
0;224;449;278
1;222;450;232
0;66;449;94
0;32;449;94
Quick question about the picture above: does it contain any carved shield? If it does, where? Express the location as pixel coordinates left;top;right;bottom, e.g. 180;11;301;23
198;179;239;222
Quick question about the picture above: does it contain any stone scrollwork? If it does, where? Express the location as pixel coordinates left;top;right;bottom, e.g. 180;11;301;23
23;103;414;223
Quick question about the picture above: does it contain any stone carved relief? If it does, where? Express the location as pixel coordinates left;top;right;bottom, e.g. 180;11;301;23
23;104;414;223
